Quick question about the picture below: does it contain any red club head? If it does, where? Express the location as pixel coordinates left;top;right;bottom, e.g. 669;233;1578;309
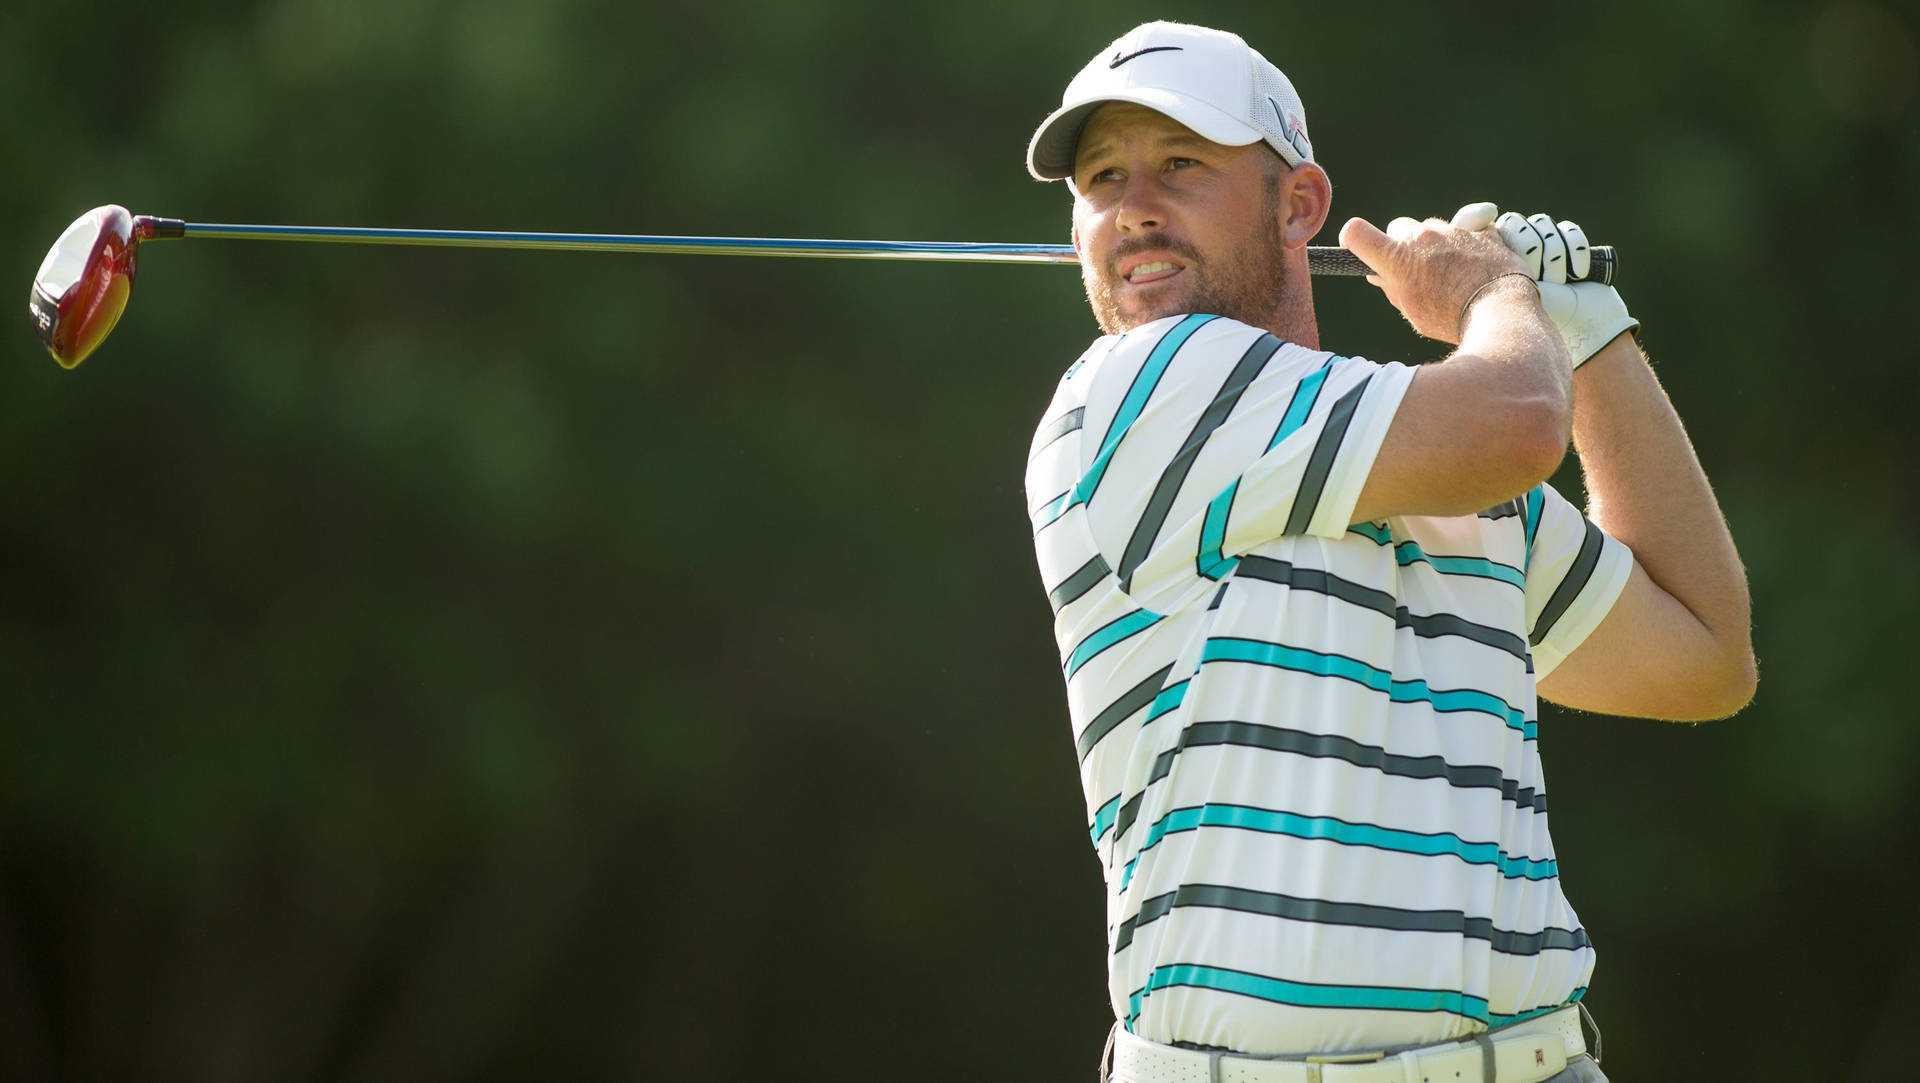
29;205;143;369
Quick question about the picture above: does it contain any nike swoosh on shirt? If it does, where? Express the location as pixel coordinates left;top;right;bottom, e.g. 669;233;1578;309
1109;46;1182;68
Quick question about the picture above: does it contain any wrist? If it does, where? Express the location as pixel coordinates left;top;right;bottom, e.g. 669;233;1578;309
1456;271;1541;339
1572;330;1642;375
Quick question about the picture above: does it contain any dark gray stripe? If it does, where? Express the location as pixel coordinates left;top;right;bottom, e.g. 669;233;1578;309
1114;882;1589;956
1398;610;1529;661
1283;377;1371;535
1176;722;1545;808
1047;554;1111;614
1479;498;1522;520
1075;664;1175;762
1113;790;1147;842
1235;554;1396;618
1119;335;1284;590
1235;555;1528;661
1030;407;1085;460
1530;518;1605;647
1109;720;1543;845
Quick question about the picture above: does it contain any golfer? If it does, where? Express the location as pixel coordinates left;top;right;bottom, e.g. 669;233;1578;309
1023;21;1754;1083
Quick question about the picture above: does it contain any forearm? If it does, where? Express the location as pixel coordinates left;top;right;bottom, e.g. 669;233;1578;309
1455;282;1576;438
1571;334;1754;677
1351;282;1572;523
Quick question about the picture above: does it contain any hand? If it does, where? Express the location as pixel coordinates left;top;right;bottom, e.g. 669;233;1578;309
1485;208;1640;367
1338;212;1533;345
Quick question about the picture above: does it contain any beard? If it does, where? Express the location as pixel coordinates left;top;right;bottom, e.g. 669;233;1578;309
1081;210;1293;336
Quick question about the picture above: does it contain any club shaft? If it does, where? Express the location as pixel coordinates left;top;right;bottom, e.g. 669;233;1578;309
141;218;1613;282
145;218;1375;276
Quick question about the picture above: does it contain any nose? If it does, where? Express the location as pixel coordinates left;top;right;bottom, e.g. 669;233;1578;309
1115;174;1170;234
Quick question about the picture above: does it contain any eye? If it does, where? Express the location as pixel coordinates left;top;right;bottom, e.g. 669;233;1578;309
1167;156;1199;171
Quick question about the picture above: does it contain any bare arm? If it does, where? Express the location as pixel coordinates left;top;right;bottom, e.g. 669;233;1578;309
1339;216;1575;524
1535;334;1757;719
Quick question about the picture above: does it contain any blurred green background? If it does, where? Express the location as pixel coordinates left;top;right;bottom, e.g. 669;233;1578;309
3;1;1915;1079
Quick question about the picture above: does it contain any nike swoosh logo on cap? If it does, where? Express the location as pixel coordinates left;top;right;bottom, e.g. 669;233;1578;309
1109;45;1182;68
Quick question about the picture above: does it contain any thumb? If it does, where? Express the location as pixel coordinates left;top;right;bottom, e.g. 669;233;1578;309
1450;201;1500;231
1339;217;1393;278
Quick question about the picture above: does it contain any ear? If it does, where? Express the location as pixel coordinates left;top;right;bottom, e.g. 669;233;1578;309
1279;163;1333;250
1071;220;1083;258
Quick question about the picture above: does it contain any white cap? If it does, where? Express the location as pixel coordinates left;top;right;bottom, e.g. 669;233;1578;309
1026;22;1314;182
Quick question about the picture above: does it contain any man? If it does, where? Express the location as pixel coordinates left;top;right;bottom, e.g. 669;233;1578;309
1022;21;1754;1083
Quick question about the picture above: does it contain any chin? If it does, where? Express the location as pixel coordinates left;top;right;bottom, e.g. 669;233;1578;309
1086;273;1221;335
1102;285;1191;331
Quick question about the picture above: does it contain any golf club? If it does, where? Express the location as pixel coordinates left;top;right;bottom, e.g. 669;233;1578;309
27;205;1617;369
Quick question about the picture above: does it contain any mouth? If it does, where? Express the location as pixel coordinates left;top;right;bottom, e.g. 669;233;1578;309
1123;259;1184;285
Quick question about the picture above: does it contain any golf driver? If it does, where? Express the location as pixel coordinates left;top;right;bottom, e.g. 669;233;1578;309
27;205;1617;369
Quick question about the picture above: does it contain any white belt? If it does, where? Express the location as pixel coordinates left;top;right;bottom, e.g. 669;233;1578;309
1110;1005;1587;1083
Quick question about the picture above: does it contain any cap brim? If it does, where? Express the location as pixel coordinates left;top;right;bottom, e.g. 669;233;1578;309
1026;89;1267;182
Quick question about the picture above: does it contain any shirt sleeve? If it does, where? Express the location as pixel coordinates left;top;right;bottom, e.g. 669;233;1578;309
1523;482;1635;679
1075;315;1414;614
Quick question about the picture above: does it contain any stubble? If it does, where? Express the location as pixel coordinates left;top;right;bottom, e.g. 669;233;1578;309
1081;173;1293;336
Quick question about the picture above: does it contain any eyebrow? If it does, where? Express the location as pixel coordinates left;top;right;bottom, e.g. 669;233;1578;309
1074;130;1214;174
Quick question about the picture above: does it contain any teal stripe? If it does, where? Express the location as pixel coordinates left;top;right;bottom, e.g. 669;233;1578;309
1130;803;1557;880
1267;361;1333;451
1030;489;1076;533
1146;679;1189;722
1088;794;1121;846
1346;525;1525;589
1394;541;1525;588
1347;521;1392;544
1409;681;1533;738
1489;988;1586;1028
1523;486;1545;572
1201;637;1532;736
1198;553;1239;581
1205;637;1385;684
1065;610;1163;679
1075;315;1215;508
1127;964;1491;1026
1119;799;1554;889
1191;360;1334;577
1196;480;1239;579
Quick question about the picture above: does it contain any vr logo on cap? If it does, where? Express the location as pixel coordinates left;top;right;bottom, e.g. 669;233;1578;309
1269;98;1310;159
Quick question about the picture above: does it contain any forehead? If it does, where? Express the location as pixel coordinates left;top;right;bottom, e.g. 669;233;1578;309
1073;103;1221;167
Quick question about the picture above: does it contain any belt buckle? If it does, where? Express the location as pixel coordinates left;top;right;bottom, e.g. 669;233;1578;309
1304;1051;1384;1064
1300;1050;1385;1083
1303;1049;1384;1082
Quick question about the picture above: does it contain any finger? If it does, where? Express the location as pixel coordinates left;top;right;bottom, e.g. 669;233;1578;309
1528;213;1568;285
1450;201;1500;231
1558;219;1592;281
1338;217;1393;274
1386;216;1424;242
1496;211;1545;278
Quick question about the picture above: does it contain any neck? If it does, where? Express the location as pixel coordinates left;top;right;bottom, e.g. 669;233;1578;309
1267;282;1320;350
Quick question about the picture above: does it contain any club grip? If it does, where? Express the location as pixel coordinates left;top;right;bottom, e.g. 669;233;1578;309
1308;244;1617;286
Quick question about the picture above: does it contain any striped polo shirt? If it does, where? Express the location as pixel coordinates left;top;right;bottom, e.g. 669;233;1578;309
1025;314;1633;1056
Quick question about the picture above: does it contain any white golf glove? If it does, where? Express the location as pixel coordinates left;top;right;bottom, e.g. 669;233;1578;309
1452;202;1639;366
